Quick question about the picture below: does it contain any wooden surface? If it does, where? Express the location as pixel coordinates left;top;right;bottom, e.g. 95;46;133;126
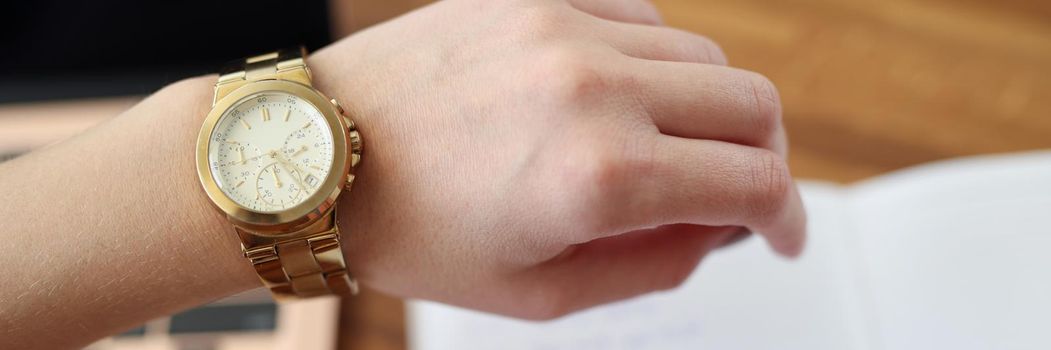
337;1;1051;349
669;0;1051;182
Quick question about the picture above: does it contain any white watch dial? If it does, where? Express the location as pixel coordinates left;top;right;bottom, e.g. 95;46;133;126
207;92;335;213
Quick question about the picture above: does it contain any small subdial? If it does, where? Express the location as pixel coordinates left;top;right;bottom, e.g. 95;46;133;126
255;162;306;208
282;125;332;175
220;142;263;167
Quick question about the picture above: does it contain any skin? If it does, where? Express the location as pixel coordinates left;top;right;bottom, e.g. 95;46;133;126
0;0;806;348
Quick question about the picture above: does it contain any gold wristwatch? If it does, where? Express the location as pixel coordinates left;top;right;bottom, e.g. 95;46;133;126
196;47;363;299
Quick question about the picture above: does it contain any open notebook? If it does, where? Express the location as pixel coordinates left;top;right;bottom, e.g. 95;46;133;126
409;150;1051;350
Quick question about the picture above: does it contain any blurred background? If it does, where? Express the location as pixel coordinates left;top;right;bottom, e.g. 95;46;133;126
2;0;1049;349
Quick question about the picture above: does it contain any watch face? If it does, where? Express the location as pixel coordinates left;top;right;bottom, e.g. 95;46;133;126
207;92;335;213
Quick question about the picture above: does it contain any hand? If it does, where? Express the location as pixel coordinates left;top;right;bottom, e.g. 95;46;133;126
310;0;806;319
271;149;311;191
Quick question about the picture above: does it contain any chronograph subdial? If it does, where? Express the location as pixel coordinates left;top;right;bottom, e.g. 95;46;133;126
281;122;333;177
217;141;264;167
255;162;306;208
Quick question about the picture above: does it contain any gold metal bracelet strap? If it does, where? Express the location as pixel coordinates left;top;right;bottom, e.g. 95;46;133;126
216;47;359;299
213;47;313;106
241;215;359;299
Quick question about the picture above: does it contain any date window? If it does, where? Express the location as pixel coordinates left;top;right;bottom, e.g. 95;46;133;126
304;174;319;188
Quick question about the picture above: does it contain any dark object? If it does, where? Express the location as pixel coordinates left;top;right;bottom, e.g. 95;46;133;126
0;0;332;103
169;303;278;334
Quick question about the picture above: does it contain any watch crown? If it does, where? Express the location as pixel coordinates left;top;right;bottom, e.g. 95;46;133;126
348;130;363;151
343;116;355;130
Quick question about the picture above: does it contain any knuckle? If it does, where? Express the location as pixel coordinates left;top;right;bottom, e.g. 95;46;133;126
745;72;782;140
508;2;567;42
554;142;626;234
746;150;792;225
546;130;656;239
533;48;608;106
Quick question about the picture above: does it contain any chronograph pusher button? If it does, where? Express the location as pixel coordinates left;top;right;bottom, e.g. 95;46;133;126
330;98;358;131
329;98;344;114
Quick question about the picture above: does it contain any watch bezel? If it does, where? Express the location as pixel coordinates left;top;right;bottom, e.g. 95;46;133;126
196;79;350;235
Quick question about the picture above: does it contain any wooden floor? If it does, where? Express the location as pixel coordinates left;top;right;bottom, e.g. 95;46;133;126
337;0;1051;349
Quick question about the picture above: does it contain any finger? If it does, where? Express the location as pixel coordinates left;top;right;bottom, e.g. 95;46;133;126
587;136;806;257
598;22;728;65
622;61;787;155
655;137;806;256
523;224;735;318
565;0;664;25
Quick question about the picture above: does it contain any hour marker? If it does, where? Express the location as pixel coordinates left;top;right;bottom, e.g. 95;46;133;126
302;122;311;129
240;119;252;130
235;180;245;188
262;108;270;122
283;109;291;122
238;149;246;164
309;165;323;170
225;140;239;145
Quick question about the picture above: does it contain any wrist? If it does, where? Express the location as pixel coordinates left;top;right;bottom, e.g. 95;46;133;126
306;44;380;283
192;46;374;298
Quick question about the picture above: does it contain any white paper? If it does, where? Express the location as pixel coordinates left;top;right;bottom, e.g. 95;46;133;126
848;151;1051;350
